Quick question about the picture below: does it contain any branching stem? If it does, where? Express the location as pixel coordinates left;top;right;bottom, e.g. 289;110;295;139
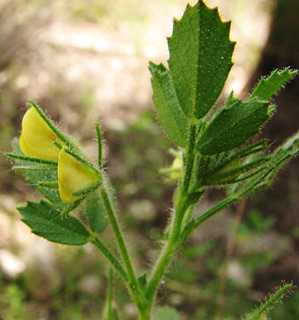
91;237;128;283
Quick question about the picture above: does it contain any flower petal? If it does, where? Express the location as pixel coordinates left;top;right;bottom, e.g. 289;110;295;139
20;107;61;161
58;148;101;203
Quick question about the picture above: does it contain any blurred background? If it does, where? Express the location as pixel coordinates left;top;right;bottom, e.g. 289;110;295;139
0;0;298;319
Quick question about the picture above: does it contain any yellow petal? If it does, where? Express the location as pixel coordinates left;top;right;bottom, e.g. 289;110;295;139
170;156;183;179
20;107;61;161
58;148;101;203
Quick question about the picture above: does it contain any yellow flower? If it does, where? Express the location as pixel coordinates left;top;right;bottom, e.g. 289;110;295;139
20;107;61;161
170;156;183;179
58;148;101;203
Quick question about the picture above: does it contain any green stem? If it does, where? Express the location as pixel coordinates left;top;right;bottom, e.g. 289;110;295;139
137;306;152;320
179;196;239;246
248;282;293;320
90;237;128;283
193;196;238;229
145;121;197;303
99;186;140;299
145;195;188;303
182;121;197;195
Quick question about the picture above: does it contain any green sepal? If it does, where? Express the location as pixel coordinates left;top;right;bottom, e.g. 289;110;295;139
28;100;93;164
27;100;76;152
18;200;90;245
63;147;101;174
38;181;59;188
149;62;189;147
167;1;235;118
235;131;299;197
232;139;269;159
72;181;102;196
196;97;270;155
6;153;58;166
13;165;56;171
202;156;270;186
251;68;298;101
85;190;109;233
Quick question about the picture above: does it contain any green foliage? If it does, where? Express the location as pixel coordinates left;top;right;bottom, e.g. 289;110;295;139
167;1;235;119
18;200;90;245
1;285;28;320
251;67;298;101
149;62;189;147
246;210;275;233
154;306;182;320
85;190;109;233
242;282;294;320
234;131;299;197
7;1;299;319
196;97;270;155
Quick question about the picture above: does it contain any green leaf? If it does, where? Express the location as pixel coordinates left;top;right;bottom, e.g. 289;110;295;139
154;306;182;320
85;190;109;233
202;156;269;186
197;97;269;155
18;200;90;245
251;68;298;101
149;62;189;147
242;282;294;320
167;1;235;118
236;131;299;197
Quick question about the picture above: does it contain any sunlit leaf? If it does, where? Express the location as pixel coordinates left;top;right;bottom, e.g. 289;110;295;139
167;1;235;118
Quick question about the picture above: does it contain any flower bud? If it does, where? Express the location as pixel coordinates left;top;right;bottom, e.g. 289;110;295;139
20;107;61;161
58;148;101;203
170;156;183;179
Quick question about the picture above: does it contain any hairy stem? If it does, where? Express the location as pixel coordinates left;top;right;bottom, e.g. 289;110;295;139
182;120;197;195
145;195;188;303
179;196;240;245
145;121;197;304
99;186;141;302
